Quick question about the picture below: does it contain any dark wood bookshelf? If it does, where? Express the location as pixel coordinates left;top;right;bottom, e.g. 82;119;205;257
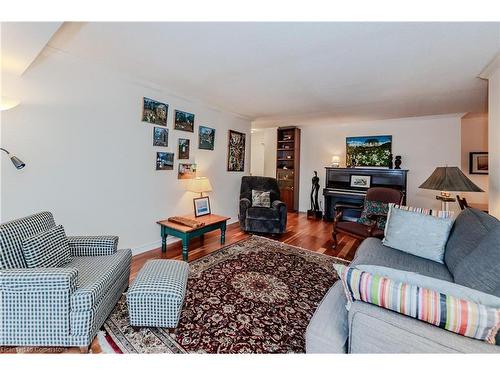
276;126;301;212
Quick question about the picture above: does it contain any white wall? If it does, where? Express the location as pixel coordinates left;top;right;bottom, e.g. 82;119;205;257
0;47;251;253
460;113;488;204
250;115;462;213
250;127;276;177
487;66;500;218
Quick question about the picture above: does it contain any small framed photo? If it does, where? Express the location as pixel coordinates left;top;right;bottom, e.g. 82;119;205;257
350;174;371;189
153;127;168;147
156;152;174;170
199;126;215;150
142;97;168;126
178;138;190;159
174;109;195;132
193;196;211;217
469;152;488;175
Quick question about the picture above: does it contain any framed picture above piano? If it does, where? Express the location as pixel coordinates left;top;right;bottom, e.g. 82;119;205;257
346;135;392;167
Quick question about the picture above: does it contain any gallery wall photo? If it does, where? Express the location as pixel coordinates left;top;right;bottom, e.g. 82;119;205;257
227;130;246;172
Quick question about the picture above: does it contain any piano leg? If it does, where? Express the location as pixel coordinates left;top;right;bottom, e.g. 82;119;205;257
332;231;338;249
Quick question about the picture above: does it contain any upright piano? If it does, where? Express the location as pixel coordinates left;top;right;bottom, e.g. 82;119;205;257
323;167;408;221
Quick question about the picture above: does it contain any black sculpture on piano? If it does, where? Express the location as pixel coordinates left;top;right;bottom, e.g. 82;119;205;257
323;167;408;221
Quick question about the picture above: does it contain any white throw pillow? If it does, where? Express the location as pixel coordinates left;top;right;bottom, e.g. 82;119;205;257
382;205;454;263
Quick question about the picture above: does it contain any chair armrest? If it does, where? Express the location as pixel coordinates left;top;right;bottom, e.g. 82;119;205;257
272;200;286;210
67;235;118;256
0;267;78;293
239;198;252;227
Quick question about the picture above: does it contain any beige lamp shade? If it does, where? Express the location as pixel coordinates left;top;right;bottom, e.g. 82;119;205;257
0;97;20;111
186;177;213;194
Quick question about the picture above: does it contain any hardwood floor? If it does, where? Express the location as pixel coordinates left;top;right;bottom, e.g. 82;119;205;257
0;212;359;354
132;212;360;280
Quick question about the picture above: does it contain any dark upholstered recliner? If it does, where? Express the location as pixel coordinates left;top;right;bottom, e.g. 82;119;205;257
239;176;287;234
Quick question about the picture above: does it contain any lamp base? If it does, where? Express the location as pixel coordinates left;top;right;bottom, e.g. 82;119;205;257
435;194;455;211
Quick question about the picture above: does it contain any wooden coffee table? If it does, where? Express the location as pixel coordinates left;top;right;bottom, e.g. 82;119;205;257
157;214;230;261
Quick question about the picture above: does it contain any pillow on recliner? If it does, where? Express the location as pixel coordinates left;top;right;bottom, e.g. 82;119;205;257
22;225;71;268
252;190;271;208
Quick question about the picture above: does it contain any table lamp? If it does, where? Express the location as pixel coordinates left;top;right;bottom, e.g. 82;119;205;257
331;155;340;168
186;176;213;197
419;166;483;210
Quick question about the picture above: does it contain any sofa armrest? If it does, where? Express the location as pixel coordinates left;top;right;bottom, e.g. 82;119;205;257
0;268;78;346
0;267;78;293
67;235;118;256
347;301;500;353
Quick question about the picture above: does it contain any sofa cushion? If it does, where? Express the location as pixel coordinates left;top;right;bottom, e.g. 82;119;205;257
335;264;500;345
246;207;279;221
305;281;348;353
65;249;132;311
21;225;71;268
382;205;454;263
352;238;453;281
337;221;384;238
453;225;500;296
0;211;56;269
445;208;499;275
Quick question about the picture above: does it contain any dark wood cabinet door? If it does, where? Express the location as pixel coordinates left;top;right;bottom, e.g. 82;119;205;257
280;188;295;212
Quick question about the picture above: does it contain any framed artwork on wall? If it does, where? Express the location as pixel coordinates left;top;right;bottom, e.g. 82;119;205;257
174;110;195;132
199;126;215;150
193;196;211;217
178;163;197;179
346;135;392;167
469;152;488;175
142;97;168;126
227;130;246;172
153;127;168;147
178;138;190;159
156;152;174;170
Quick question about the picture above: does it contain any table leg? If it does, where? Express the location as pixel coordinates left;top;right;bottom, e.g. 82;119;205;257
182;237;189;262
220;222;227;245
161;228;167;253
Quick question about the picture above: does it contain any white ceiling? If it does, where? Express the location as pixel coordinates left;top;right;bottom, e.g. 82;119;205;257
1;22;62;75
10;22;500;126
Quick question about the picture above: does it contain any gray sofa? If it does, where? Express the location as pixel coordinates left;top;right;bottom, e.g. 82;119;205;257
0;211;132;350
306;208;500;353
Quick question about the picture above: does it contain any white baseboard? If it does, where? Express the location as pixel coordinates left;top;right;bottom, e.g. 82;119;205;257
131;217;239;256
131;237;179;256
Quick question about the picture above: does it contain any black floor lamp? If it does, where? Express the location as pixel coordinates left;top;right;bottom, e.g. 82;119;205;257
1;148;26;169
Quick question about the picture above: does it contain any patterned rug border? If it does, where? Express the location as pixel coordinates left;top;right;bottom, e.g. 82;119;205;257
102;235;348;354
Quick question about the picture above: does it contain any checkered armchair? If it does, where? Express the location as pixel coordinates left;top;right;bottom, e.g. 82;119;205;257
0;212;132;349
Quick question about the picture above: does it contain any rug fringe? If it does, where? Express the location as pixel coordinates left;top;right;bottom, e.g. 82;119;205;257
97;331;119;354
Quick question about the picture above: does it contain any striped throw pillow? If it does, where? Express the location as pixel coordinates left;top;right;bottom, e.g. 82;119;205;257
334;264;500;345
391;203;453;219
22;225;71;268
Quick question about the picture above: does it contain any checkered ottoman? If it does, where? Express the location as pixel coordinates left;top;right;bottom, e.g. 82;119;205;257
127;259;189;328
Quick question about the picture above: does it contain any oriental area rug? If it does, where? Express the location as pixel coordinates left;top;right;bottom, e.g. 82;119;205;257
101;236;348;353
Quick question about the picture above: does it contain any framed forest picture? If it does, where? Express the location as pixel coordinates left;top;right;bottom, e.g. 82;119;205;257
227;130;246;172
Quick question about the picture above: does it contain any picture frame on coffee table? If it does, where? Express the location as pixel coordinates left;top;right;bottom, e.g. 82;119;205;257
193;196;211;217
